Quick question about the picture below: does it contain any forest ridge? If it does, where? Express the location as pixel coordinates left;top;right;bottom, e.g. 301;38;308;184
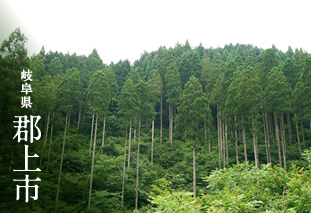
1;28;311;212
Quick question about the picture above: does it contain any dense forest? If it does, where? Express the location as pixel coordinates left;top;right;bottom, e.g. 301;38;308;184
1;28;311;212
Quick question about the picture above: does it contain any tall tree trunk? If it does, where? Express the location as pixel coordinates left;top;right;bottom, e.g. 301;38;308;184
252;115;259;168
208;127;211;153
135;113;141;210
265;111;271;164
77;109;81;133
301;121;305;149
169;103;172;144
88;112;98;212
39;112;50;171
268;114;274;146
274;111;282;168
151;120;154;164
204;121;207;146
242;117;247;163
128;120;132;168
295;114;301;158
89;114;94;156
55;113;68;213
208;103;211;152
235;116;239;164
264;111;269;164
46;123;53;175
193;142;196;198
160;92;162;144
82;105;86;124
101;117;106;156
172;105;174;142
68;108;71;129
263;112;268;164
174;105;177;129
281;114;287;169
225;123;229;167
133;128;136;145
121;127;127;207
44;112;50;149
218;108;221;169
222;122;225;169
287;114;292;146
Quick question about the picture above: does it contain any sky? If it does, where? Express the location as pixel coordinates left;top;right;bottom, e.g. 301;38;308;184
1;0;310;65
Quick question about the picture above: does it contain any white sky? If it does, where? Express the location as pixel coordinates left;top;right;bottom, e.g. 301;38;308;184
1;0;310;64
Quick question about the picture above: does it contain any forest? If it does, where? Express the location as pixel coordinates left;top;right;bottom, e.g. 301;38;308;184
1;28;311;212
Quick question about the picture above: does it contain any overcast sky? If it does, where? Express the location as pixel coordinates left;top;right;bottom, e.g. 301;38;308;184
1;0;310;64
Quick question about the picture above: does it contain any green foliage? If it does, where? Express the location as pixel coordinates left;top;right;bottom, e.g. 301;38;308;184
265;67;291;114
165;62;182;107
148;179;201;213
119;78;140;122
48;57;63;76
177;76;208;139
202;162;311;212
55;67;82;113
87;70;110;115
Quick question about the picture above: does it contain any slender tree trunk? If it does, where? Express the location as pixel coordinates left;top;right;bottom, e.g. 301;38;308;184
121;127;127;207
265;111;271;164
55;113;68;213
208;103;211;152
295;114;301;158
135;114;141;210
160;92;162;144
133;128;136;145
39;112;50;171
268;114;274;146
301;121;305;149
252;115;259;168
208;127;211;153
101;117;106;156
88;112;98;212
77;109;81;133
242;117;247;163
274;111;282;168
128;120;132;169
193;142;196;198
225;123;229;167
169;103;172;144
218;108;221;169
89;114;94;156
174;105;176;129
172;106;174;142
204;121;207;146
287;114;292;146
263;112;268;164
68;108;71;128
235;116;239;164
222;122;225;169
46;124;53;175
281;114;287;169
82;105;86;124
151;120;154;164
264;111;269;164
44;112;50;149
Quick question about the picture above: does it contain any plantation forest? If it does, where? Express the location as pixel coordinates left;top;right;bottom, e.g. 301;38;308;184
1;28;311;212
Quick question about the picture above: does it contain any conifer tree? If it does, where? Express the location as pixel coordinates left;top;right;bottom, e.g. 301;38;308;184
48;57;63;77
147;69;163;163
265;67;291;168
201;57;212;91
165;62;182;144
177;76;209;197
119;78;140;205
55;68;82;212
